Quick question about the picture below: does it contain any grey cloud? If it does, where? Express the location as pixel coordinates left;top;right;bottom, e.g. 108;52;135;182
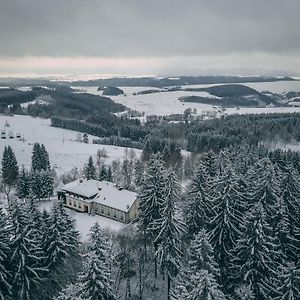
0;0;300;58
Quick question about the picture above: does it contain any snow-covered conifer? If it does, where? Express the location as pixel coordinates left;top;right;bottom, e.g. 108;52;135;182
275;263;300;300
231;203;281;299
84;156;96;180
8;200;47;300
155;171;185;299
79;252;116;300
189;229;220;278
182;270;226;300
0;208;11;300
17;166;30;199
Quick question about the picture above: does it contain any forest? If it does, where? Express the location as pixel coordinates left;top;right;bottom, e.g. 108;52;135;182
1;141;300;300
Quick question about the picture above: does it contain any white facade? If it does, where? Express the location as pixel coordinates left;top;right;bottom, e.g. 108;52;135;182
58;179;139;224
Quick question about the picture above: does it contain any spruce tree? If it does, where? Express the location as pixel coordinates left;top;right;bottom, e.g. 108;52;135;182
171;229;221;300
275;263;300;300
88;222;110;265
8;200;47;300
31;143;42;172
231;203;282;299
40;144;51;171
138;155;166;246
1;145;19;200
155;171;185;299
84;156;96;180
249;158;281;225
189;229;220;278
208;167;245;287
31;143;51;172
98;164;108;181
185;162;212;238
79;252;116;300
182;270;226;300
0;208;11;300
41;203;80;298
17;166;30;199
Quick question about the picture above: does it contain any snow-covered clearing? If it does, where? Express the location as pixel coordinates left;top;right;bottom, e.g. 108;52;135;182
111;91;217;116
40;199;124;241
0;115;141;176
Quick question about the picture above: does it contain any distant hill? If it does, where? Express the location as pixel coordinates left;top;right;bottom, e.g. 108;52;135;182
180;84;279;107
67;75;295;88
0;75;295;89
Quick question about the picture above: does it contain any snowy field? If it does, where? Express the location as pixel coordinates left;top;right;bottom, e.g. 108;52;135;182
0;115;141;176
110;91;218;116
72;84;300;117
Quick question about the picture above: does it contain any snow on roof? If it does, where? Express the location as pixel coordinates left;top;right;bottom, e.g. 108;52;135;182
62;179;137;212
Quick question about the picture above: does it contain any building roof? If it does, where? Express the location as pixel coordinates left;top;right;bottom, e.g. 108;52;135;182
62;179;137;212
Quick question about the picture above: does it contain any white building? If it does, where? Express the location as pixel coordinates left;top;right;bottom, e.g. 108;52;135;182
58;179;139;224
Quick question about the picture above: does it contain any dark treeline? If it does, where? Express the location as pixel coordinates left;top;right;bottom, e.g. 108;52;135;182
186;113;300;152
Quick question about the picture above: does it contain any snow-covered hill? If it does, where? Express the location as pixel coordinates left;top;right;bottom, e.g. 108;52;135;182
0;115;141;176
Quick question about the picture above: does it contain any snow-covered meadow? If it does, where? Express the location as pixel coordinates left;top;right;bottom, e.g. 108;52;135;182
0;114;141;176
71;83;300;117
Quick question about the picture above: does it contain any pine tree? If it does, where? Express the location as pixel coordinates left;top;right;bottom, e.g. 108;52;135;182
250;158;281;225
98;164;108;181
17;166;30;199
189;229;220;278
84;156;96;180
171;229;221;300
275;263;300;300
79;252;116;300
182;270;226;300
1;145;19;200
43;204;79;270
231;203;281;299
274;196;298;261
31;143;51;172
155;171;186;299
0;208;11;300
208;167;245;286
30;169;53;200
185;162;212;238
40;144;51;171
8;200;47;300
88;222;110;265
41;203;80;298
31;143;42;172
280;166;300;261
138;155;166;245
41;169;54;199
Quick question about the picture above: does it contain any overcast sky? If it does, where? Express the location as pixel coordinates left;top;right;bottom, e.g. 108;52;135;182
0;0;299;78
